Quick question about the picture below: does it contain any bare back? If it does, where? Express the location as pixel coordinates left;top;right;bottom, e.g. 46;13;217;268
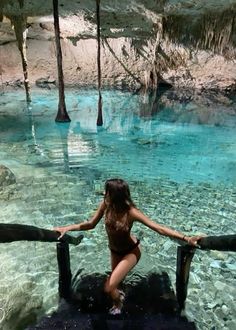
105;209;138;254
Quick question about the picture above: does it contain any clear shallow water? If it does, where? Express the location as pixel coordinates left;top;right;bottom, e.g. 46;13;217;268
0;88;236;330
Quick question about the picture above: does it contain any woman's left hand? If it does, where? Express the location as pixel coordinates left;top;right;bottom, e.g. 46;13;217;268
53;227;68;239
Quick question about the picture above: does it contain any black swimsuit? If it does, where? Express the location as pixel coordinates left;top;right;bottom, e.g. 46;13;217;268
105;213;140;256
109;239;140;256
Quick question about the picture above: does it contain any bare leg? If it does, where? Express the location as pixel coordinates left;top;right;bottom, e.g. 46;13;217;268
104;252;123;306
104;245;141;310
111;251;123;271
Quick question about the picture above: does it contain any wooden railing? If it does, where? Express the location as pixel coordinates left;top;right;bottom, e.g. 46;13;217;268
176;234;236;310
0;224;235;311
0;223;83;299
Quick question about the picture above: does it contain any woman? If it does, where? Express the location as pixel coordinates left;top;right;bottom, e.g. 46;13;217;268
54;178;201;315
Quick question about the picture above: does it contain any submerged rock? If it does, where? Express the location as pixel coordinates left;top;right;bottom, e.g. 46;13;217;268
0;165;16;187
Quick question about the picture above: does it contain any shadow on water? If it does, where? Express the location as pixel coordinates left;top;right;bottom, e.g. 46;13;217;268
26;272;198;329
71;271;178;315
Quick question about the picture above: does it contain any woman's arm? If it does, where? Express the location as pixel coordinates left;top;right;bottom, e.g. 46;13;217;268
54;201;106;238
130;207;201;246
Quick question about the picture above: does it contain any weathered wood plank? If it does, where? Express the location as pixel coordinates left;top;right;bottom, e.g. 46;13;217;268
0;223;83;245
198;234;236;251
176;246;195;311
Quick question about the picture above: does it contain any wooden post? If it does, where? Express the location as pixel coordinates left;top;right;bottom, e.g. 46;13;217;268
176;246;196;311
56;241;72;300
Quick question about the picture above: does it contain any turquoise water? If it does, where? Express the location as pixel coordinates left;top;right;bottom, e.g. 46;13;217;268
0;89;236;329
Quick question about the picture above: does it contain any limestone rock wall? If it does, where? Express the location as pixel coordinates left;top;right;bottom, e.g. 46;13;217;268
0;0;236;91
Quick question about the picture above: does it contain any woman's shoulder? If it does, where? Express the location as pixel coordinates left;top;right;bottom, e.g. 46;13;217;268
128;206;139;219
97;200;107;214
128;206;149;222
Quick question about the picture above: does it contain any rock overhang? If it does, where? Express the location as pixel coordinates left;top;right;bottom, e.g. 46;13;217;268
1;0;236;17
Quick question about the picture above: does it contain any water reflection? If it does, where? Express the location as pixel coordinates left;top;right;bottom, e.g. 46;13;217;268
1;88;235;185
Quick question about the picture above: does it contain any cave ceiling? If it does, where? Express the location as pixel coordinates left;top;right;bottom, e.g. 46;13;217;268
1;0;236;17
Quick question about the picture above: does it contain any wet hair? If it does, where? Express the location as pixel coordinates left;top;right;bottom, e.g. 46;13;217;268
104;178;135;214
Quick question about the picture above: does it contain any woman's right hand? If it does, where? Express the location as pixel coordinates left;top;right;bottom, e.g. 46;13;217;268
53;227;68;239
186;235;203;247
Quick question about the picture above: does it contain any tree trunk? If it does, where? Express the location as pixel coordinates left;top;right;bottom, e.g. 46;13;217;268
11;15;31;103
53;0;71;122
96;0;103;126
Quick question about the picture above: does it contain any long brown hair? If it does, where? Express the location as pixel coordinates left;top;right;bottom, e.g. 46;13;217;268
104;179;135;228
